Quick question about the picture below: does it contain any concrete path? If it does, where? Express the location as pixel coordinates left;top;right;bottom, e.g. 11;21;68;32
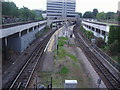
42;52;54;72
42;27;63;72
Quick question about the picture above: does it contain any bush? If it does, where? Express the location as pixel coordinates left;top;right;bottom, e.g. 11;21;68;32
108;26;120;45
95;37;105;48
86;31;94;39
59;66;69;75
80;26;94;40
109;40;119;55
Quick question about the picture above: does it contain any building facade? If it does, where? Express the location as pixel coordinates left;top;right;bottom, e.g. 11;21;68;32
47;0;76;20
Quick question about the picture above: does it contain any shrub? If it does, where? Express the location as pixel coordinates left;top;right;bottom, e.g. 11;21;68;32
59;66;69;75
109;40;119;55
95;37;105;48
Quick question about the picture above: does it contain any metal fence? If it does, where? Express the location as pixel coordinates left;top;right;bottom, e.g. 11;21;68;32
92;44;120;72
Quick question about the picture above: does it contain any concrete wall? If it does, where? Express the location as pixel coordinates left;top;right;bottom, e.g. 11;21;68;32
8;36;21;52
1;20;47;38
7;25;46;52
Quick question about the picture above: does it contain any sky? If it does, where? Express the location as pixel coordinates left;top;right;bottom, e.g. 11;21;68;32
10;0;119;13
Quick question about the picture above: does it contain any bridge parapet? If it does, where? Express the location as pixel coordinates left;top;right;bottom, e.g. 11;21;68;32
0;20;47;38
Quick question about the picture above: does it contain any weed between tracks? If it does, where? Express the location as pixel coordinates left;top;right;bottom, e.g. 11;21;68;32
38;37;91;88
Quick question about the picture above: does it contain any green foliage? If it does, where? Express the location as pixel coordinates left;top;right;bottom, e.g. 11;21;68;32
109;40;119;55
106;12;115;20
78;12;82;18
83;11;93;18
96;12;106;20
57;47;67;59
92;8;98;18
85;31;94;39
80;26;94;40
95;37;105;48
35;12;43;20
59;66;69;75
112;56;120;64
44;25;49;31
2;2;18;17
58;37;68;47
108;26;120;46
35;31;41;38
2;1;44;21
66;53;77;62
29;10;36;20
18;7;37;21
59;37;68;41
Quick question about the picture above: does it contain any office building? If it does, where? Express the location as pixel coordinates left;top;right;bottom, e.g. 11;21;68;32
47;0;76;20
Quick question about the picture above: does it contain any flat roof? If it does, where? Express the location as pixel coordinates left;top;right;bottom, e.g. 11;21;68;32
65;80;77;84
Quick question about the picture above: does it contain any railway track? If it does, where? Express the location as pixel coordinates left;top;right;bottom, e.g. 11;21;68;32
73;25;120;89
9;29;56;90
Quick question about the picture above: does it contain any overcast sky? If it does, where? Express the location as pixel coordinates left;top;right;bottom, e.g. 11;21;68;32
10;0;119;13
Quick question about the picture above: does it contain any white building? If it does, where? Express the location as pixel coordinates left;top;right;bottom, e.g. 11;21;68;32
47;0;77;20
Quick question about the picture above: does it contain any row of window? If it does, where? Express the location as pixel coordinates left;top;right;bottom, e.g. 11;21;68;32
47;6;62;8
47;14;62;16
47;8;62;11
47;5;75;9
47;2;62;4
83;24;108;36
47;11;75;14
47;11;62;13
47;3;62;6
67;15;75;17
67;12;76;14
66;7;75;10
47;2;75;4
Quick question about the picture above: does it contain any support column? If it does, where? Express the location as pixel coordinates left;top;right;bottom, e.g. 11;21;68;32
5;37;7;46
27;29;29;34
32;27;34;31
4;37;8;60
19;32;21;37
100;30;102;35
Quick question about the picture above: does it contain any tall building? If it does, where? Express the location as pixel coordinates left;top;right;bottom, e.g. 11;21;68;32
47;0;76;20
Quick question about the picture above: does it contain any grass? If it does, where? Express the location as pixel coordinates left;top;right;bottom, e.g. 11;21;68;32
58;37;68;47
67;53;78;62
59;66;69;75
59;37;68;41
69;44;76;47
112;56;120;64
57;48;67;59
56;37;78;62
46;36;91;88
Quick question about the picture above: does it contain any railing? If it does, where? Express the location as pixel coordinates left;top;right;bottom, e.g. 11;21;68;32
92;44;120;72
1;19;47;29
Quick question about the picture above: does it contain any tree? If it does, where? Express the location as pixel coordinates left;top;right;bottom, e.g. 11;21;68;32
29;10;36;20
33;10;44;20
96;12;106;20
106;12;115;20
92;8;98;18
108;26;120;53
108;26;120;45
18;7;31;21
83;11;93;18
2;1;18;17
109;40;119;55
78;12;82;18
85;31;94;40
